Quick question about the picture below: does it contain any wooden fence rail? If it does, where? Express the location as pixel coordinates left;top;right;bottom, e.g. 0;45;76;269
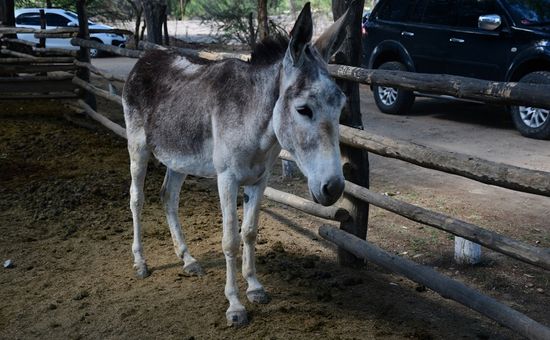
344;181;550;270
328;64;550;109
339;125;550;197
0;27;132;35
319;225;550;340
71;37;142;58
72;76;122;105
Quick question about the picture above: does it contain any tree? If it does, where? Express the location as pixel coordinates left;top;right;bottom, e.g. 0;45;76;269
0;0;15;27
257;0;268;40
141;0;166;44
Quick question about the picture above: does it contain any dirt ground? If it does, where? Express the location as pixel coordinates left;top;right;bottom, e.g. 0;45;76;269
0;97;549;340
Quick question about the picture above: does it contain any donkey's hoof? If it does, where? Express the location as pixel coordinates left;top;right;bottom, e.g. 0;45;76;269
134;264;150;279
226;310;248;327
247;289;270;304
183;262;205;276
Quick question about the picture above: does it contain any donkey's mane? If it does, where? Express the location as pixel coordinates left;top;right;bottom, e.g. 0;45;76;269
249;34;289;66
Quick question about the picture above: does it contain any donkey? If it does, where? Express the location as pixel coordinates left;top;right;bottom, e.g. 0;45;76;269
122;3;351;326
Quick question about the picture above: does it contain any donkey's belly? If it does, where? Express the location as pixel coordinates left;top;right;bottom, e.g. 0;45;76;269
153;146;217;178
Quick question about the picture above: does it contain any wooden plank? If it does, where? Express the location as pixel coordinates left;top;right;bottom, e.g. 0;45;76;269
344;180;550;270
328;64;550;109
71;37;142;58
76;99;126;139
73;60;126;82
72;76;122;105
319;225;550;340
264;187;350;222
339;125;550;197
76;0;96;110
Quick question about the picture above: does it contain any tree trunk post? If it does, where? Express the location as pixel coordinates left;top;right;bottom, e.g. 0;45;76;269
332;0;369;266
76;0;96;110
257;0;269;40
454;237;482;265
38;9;46;48
142;0;167;44
163;12;169;45
0;0;16;38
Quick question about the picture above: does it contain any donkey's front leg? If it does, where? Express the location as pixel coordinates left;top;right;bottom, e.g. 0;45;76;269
241;179;270;304
217;173;247;326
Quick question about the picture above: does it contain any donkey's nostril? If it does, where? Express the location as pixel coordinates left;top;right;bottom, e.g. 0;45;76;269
322;177;344;198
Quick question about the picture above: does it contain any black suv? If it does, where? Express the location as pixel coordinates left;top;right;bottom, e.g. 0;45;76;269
363;0;550;139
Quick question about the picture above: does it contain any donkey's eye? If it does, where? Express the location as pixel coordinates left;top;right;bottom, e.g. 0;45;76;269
296;106;313;119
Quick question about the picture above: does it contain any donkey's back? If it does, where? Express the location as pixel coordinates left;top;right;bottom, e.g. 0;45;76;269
122;49;262;177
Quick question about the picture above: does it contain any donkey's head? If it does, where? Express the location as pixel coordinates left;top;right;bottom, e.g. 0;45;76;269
273;3;351;206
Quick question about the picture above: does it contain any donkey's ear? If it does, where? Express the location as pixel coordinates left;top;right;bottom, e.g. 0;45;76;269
313;5;353;61
288;2;313;66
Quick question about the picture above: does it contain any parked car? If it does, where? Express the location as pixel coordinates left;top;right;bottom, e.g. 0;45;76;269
14;8;126;57
363;0;550;140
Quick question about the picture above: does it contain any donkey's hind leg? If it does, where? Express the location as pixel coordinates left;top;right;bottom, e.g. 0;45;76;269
161;169;204;276
128;140;151;279
241;178;270;304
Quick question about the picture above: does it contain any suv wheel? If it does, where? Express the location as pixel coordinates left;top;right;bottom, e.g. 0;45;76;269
510;71;550;140
373;61;415;114
89;38;103;58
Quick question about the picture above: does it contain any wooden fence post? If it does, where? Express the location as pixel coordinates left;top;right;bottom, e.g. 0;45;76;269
76;0;96;110
332;0;369;266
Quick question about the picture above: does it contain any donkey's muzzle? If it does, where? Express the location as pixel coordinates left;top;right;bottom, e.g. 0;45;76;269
312;176;344;206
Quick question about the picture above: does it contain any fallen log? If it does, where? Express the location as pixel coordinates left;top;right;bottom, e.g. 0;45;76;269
76;99;126;139
328;65;550;109
319;225;550;340
339;125;550;197
264;187;349;222
71;37;142;58
72;76;122;105
344;181;550;270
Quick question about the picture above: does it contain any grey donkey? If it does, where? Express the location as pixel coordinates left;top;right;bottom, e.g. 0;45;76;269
122;3;352;326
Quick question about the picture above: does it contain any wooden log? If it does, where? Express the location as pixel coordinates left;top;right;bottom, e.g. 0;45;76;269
138;40;249;61
0;27;131;35
34;32;74;39
328;64;550;109
0;48;37;59
72;76;122;105
339;125;550;197
318;225;550;340
281;160;298;179
278;149;293;161
0;64;76;73
73;60;126;82
76;99;126;139
0;73;72;81
455;237;481;265
0;37;36;47
344;180;550;270
264;187;350;222
0;92;78;100
71;37;142;58
0;56;74;63
33;47;78;57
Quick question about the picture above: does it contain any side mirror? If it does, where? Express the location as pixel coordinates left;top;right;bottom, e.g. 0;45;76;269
67;21;78;27
478;14;501;31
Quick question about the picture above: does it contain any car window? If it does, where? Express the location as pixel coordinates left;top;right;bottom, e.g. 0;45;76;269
458;0;502;28
507;0;550;26
15;13;41;26
45;13;71;27
422;0;458;26
377;0;416;21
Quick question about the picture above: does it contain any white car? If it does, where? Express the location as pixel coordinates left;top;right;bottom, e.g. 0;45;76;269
15;8;126;57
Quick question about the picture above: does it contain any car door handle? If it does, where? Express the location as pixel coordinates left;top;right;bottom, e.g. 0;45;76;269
401;31;414;37
449;38;465;43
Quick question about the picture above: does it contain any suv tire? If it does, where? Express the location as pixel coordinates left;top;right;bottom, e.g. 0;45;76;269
510;71;550;140
373;61;415;114
89;38;103;58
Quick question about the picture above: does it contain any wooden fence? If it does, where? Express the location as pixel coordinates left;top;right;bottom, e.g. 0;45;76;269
1;24;549;340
